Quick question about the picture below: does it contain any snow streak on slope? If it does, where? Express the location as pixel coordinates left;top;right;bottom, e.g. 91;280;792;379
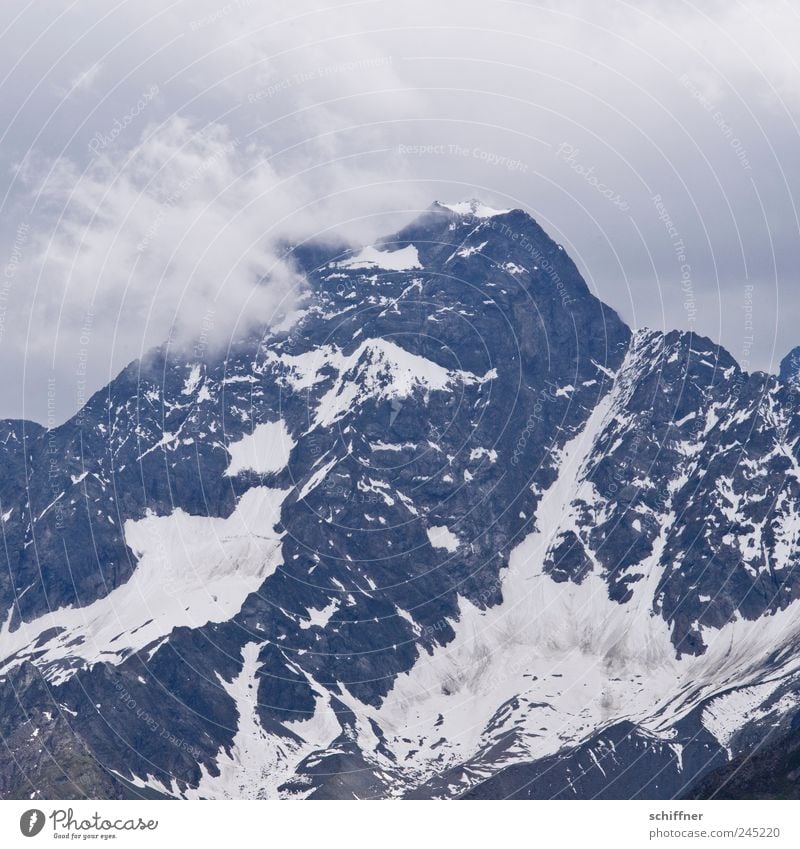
266;339;495;428
7;202;800;801
364;380;626;788
313;338;495;428
308;348;800;795
335;244;422;271
438;200;511;219
188;642;341;799
701;683;799;753
0;487;289;681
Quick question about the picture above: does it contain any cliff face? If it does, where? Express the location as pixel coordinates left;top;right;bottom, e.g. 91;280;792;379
2;201;800;800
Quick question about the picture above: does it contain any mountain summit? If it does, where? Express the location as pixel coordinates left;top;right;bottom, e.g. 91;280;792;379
1;203;799;800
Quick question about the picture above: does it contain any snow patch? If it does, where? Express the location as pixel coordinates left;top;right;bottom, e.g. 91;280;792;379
439;200;511;219
469;447;498;463
427;525;460;553
702;682;798;752
182;364;202;395
189;642;341;799
0;487;289;680
300;599;339;630
313;339;494;428
342;364;800;793
336;244;421;271
226;420;294;476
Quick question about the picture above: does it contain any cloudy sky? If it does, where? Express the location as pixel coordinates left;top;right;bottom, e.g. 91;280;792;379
1;0;798;423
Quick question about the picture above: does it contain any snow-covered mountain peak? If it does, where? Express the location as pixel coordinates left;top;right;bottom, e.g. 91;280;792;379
2;205;800;801
433;199;513;219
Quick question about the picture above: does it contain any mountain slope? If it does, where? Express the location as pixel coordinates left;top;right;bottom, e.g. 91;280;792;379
1;200;800;800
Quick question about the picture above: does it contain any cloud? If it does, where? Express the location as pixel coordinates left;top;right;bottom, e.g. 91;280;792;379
6;110;427;423
46;116;301;339
0;0;799;421
68;61;104;93
10;117;306;423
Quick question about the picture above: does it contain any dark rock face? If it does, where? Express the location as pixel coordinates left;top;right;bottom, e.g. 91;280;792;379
2;200;800;800
779;346;800;386
684;713;800;800
460;721;727;800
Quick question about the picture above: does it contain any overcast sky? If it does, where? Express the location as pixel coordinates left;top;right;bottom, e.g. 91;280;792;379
1;0;798;423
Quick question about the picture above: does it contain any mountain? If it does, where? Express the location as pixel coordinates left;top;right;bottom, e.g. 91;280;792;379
2;199;800;800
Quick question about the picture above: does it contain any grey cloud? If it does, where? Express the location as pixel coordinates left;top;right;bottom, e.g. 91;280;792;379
0;0;798;421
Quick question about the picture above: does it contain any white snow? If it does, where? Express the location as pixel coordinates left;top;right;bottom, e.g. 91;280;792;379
456;240;488;258
469;447;498;463
336;244;421;271
306;345;800;795
300;599;339;630
371;440;415;452
702;682;798;752
297;455;338;502
264;347;333;392
189;642;341;799
313;339;495;428
0;487;289;680
439;200;511;218
225;420;294;476
269;341;495;431
182;364;202;395
427;525;460;553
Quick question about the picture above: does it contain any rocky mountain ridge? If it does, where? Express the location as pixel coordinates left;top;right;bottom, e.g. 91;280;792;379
2;200;800;799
